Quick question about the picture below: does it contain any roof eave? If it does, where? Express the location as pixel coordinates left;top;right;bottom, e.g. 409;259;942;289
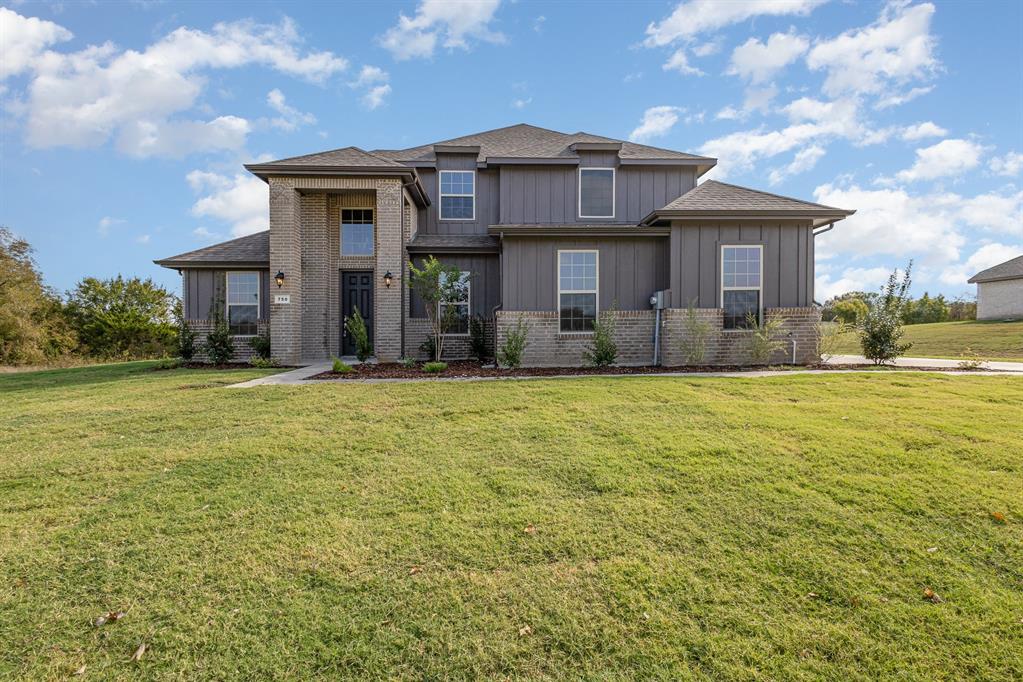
968;273;1023;284
243;165;431;207
487;224;670;237
639;209;855;227
153;259;269;270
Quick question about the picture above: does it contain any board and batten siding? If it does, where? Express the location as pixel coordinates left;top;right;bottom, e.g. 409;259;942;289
498;164;696;226
409;254;501;318
501;237;669;312
669;221;815;309
415;154;500;236
182;269;271;320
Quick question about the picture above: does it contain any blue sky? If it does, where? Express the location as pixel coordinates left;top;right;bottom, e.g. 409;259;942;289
2;0;1021;301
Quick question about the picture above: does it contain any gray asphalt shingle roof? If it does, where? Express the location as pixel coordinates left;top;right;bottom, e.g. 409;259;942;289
247;146;407;169
154;231;269;267
655;180;851;213
968;254;1023;283
406;234;500;252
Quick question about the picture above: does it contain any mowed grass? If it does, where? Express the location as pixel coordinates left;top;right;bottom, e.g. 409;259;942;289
1;363;1022;680
835;319;1023;361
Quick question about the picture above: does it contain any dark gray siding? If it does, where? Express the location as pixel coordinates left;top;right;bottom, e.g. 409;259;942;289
182;268;270;319
416;154;499;235
669;221;814;309
501;237;669;311
498;164;695;225
410;254;501;318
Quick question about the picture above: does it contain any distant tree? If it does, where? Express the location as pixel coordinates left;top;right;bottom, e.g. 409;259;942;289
0;227;76;365
948;295;977;321
831;298;870;324
64;276;177;358
901;292;950;325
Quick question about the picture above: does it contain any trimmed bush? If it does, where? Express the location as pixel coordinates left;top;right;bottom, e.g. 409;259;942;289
582;307;618;367
423;361;448;373
249;330;271;360
331;357;353;373
468;315;488;361
497;315;529;369
205;315;235;365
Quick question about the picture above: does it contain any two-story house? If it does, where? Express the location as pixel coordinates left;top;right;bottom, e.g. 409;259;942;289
156;124;854;366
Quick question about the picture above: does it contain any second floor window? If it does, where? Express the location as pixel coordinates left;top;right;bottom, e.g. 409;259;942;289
559;250;598;332
721;245;763;329
578;168;615;218
439;171;475;220
341;208;374;256
226;271;259;336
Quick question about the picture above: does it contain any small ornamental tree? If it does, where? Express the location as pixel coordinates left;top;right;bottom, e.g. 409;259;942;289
344;307;373;361
408;256;464;362
859;263;913;365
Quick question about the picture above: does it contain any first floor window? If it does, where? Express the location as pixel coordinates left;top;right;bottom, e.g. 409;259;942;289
439;170;475;220
439;270;470;335
559;250;598;332
226;271;259;335
721;245;762;329
341;208;374;256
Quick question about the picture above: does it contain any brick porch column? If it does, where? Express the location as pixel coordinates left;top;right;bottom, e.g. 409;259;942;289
269;177;302;365
374;179;403;361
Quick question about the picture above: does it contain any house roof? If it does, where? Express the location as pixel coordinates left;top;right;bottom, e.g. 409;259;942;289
640;180;855;227
247;146;407;169
406;234;500;253
968;254;1023;283
154;231;269;269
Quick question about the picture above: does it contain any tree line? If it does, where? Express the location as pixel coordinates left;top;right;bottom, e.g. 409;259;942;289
822;289;976;326
1;228;177;366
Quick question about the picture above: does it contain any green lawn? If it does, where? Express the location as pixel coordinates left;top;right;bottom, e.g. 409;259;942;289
1;362;1021;680
834;319;1023;361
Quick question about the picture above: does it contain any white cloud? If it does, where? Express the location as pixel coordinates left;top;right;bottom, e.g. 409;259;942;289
692;40;721;57
874;85;933;109
11;10;346;156
629;106;683;142
806;2;938;99
361;84;391;110
192;227;223;242
816;266;894;301
727;31;809;84
135;234;151;244
957;191;1023;236
97;216;125;236
350;65;387;88
533;15;546;33
0;6;72;79
266;89;316;131
511;96;532;109
715;105;742;121
768;144;825;185
347;65;391;109
644;0;826;47
893;138;986;183
187;170;267;237
900;121;947;141
380;0;505;61
989;151;1023;177
663;49;703;76
939;242;1023;286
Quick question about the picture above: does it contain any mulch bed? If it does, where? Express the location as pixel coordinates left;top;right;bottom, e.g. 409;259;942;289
174;363;299;370
307;360;984;381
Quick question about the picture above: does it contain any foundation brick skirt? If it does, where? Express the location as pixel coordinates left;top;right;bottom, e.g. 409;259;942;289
184;320;269;363
404;317;496;361
496;307;821;367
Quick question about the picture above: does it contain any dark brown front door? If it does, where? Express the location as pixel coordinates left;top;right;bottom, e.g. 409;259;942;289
341;271;373;356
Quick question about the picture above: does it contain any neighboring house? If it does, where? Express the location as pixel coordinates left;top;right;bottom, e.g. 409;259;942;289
156;124;854;366
968;254;1023;320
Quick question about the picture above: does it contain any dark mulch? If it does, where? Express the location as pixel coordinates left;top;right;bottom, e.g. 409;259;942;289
174;362;299;370
307;360;983;381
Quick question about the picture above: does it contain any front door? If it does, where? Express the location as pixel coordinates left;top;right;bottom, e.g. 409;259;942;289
341;271;374;356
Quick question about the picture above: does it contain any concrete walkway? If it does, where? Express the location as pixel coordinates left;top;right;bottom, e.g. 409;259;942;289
227;359;1022;387
826;354;1023;373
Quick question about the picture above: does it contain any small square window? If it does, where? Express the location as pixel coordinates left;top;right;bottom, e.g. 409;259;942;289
341;209;374;256
439;171;475;220
579;168;614;218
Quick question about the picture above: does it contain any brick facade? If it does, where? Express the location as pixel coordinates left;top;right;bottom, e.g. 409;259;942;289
184;319;269;363
496;307;821;367
404;317;495;361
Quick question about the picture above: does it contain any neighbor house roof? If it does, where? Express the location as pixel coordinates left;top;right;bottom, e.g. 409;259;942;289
968;254;1023;283
154;231;269;269
640;180;855;228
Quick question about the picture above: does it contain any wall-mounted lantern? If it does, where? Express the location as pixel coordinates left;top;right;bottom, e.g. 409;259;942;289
274;270;285;288
383;271;393;288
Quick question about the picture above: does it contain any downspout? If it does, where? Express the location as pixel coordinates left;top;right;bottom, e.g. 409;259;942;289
653;307;661;366
399;195;406;359
813;220;837;237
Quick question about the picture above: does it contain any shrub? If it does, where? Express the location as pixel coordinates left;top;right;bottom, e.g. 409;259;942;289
679;300;711;364
745;312;785;365
331;357;353;373
582;306;618;367
249;329;271;360
957;347;985;371
468;315;488;361
400;356;417;368
153;356;180;370
205;314;235;365
859;264;913;365
423;361;447;373
249;356;279;369
497;315;529;369
815;319;849;362
419;335;436;361
177;318;197;361
344;307;373;361
64;275;177;359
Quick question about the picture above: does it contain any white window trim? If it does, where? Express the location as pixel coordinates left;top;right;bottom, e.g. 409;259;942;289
439;170;476;221
439;270;471;337
720;244;763;330
225;270;260;337
557;249;599;334
577;167;616;219
340;206;375;257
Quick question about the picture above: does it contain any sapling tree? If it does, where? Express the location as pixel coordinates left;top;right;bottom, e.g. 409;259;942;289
859;263;913;365
408;256;465;362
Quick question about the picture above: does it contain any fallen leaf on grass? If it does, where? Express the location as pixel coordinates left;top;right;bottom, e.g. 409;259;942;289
94;611;126;627
409;566;422;575
922;588;944;603
926;547;937;553
130;643;146;662
523;524;536;535
990;511;1007;524
518;625;532;637
73;665;86;676
806;592;818;599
